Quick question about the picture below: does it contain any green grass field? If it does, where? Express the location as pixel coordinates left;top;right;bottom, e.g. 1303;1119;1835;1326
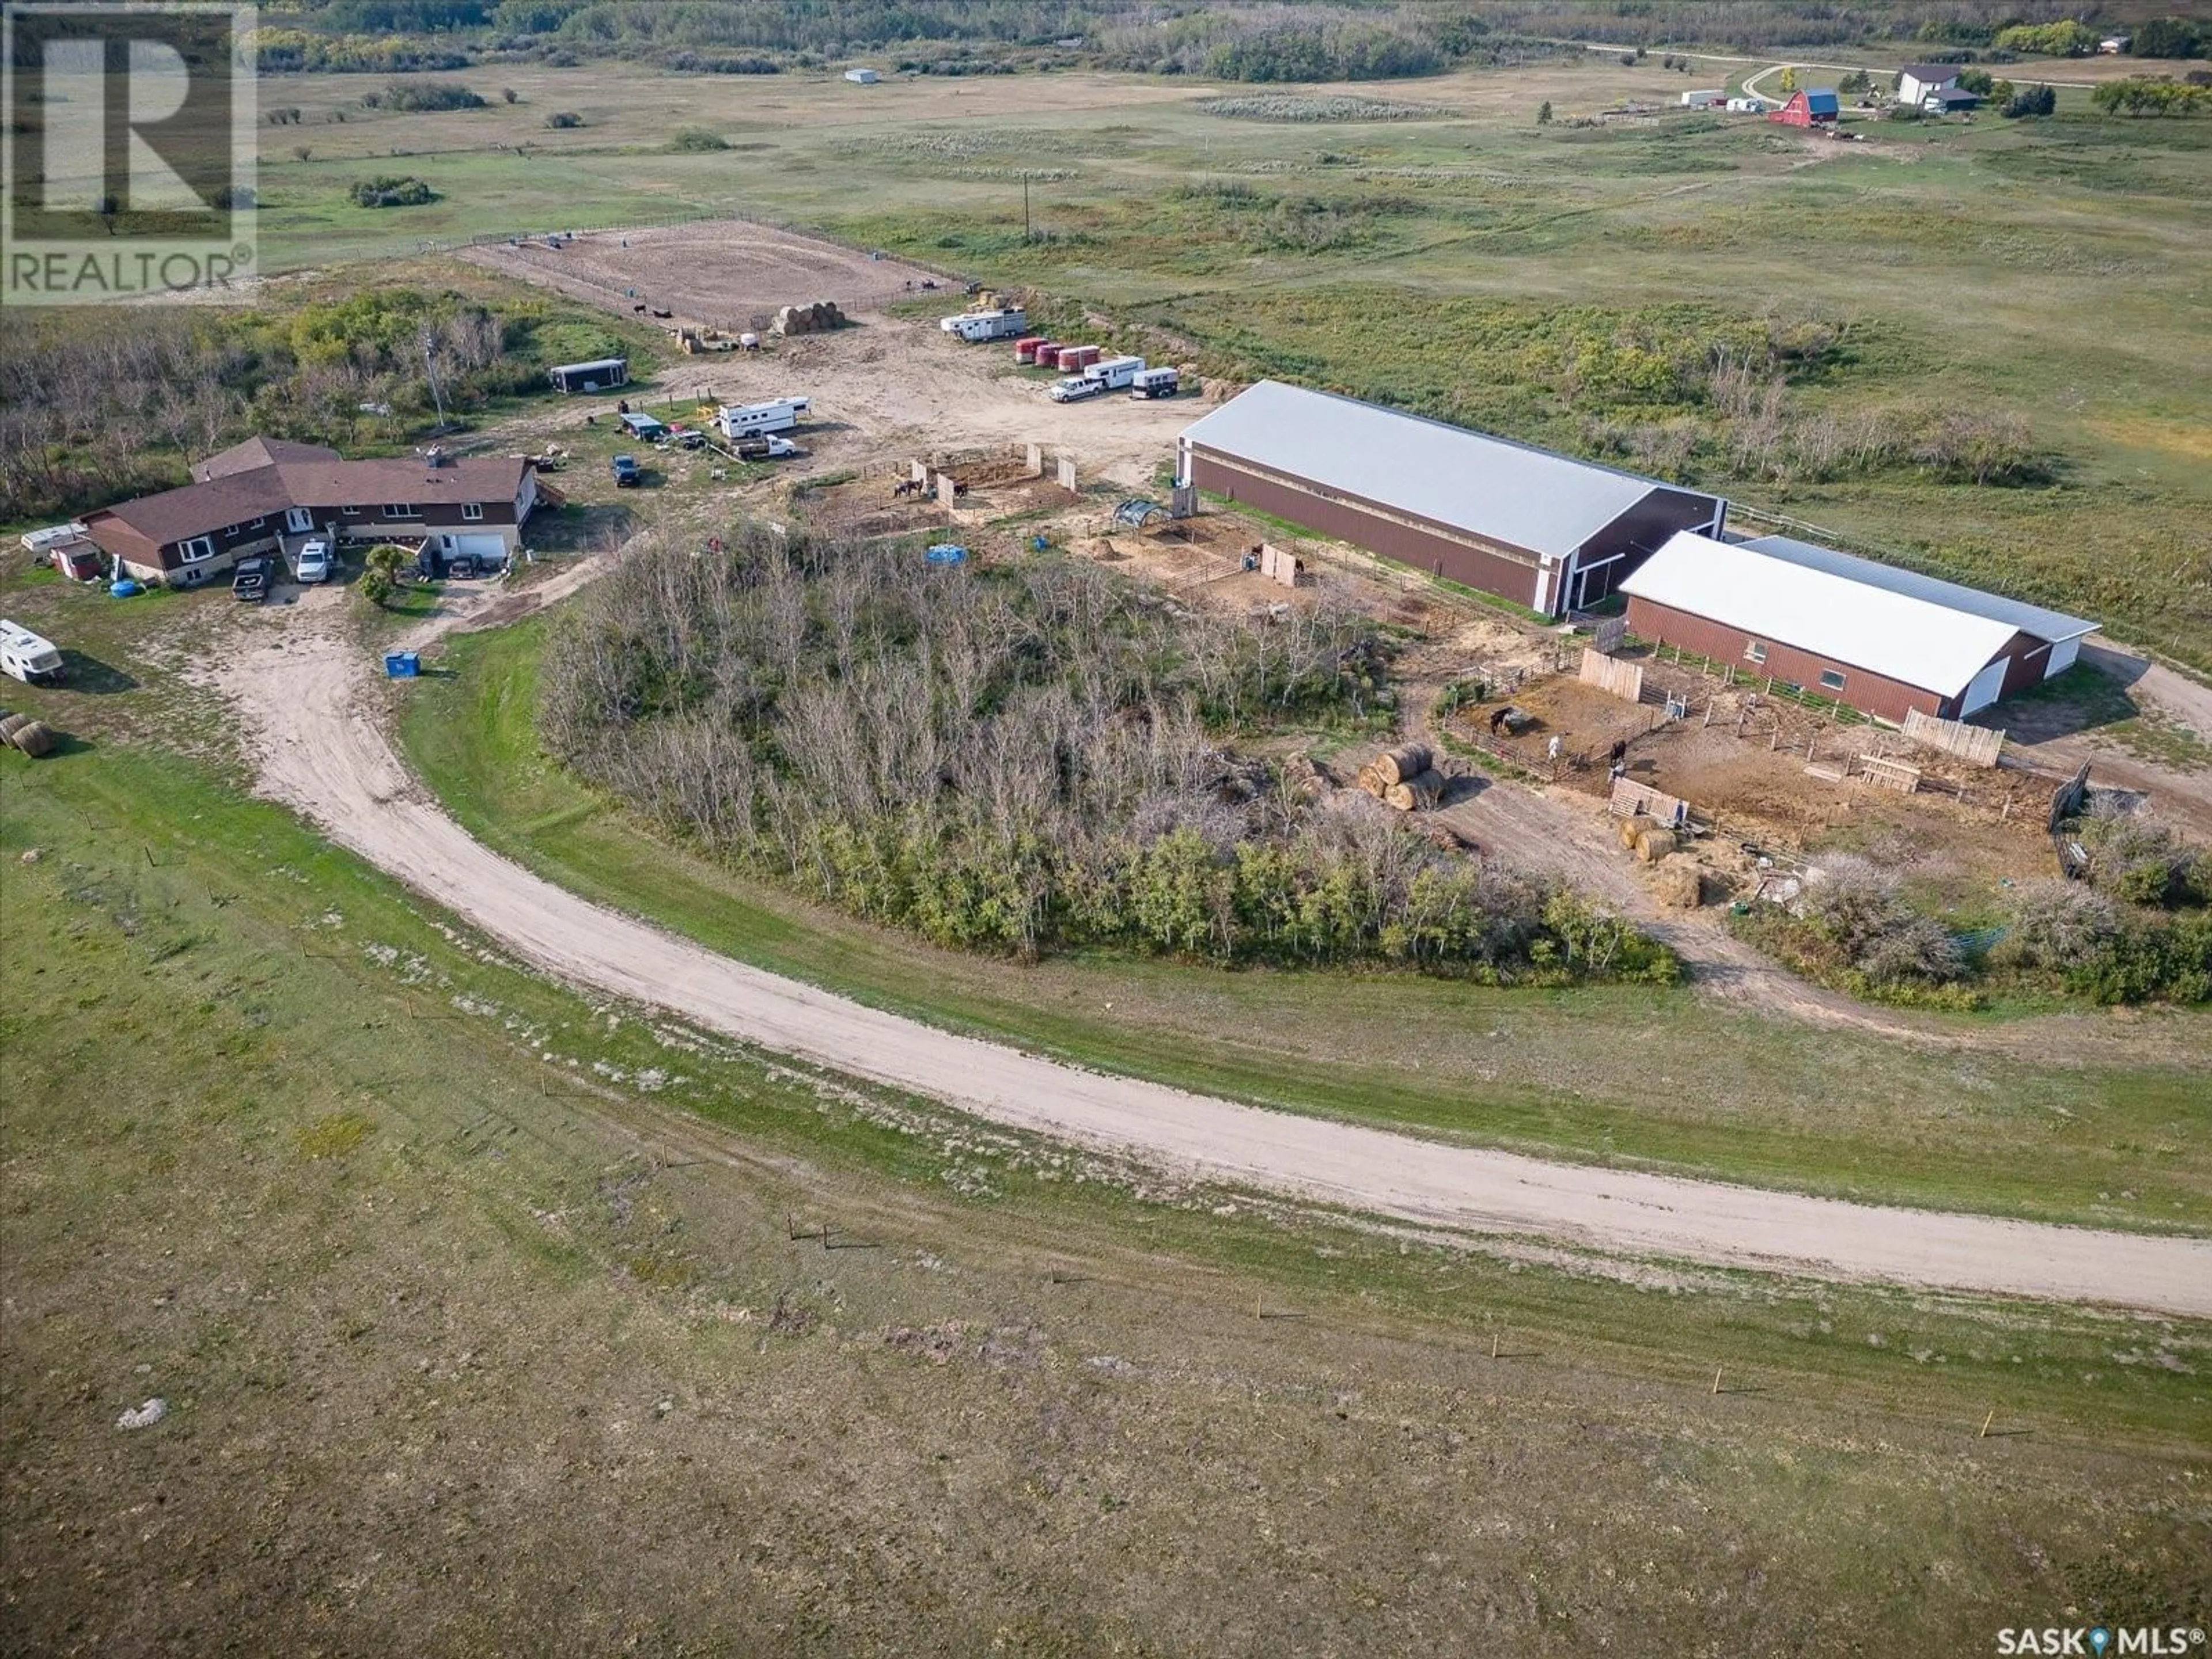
397;617;2212;1235
240;56;2212;669
5;729;2210;1650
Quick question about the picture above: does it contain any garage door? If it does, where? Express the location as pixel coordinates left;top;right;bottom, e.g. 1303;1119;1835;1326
446;532;508;562
1960;656;2009;717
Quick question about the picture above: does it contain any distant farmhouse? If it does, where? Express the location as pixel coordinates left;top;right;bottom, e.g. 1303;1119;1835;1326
1619;532;2096;722
79;437;548;586
1896;63;1961;105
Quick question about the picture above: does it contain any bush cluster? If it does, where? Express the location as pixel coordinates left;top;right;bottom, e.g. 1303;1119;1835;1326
361;79;486;111
538;525;1675;982
348;174;438;207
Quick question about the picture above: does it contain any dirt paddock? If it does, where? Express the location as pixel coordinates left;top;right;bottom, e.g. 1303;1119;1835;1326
460;218;953;334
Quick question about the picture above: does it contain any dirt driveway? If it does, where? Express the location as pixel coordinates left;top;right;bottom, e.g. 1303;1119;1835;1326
185;579;2212;1316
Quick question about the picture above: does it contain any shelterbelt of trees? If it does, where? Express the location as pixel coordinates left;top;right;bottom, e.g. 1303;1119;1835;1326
538;523;1676;982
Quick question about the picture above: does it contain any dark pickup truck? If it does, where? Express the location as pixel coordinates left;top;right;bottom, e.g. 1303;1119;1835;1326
232;555;274;603
611;454;641;487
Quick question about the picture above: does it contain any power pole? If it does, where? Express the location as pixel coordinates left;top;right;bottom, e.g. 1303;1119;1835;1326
1023;174;1032;242
419;328;449;430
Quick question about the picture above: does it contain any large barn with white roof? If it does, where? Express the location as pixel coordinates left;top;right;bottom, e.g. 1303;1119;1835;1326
1618;531;2098;724
1175;381;1727;617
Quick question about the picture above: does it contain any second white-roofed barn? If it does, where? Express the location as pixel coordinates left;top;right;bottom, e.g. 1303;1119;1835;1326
1175;381;1726;617
1618;531;2097;724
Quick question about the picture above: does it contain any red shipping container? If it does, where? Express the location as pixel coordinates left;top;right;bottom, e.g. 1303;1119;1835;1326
1013;335;1046;363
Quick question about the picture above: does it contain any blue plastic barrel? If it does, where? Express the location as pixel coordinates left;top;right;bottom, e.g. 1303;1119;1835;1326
109;579;140;598
385;651;421;679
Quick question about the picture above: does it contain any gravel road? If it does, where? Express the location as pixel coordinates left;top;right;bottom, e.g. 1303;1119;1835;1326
206;584;2212;1319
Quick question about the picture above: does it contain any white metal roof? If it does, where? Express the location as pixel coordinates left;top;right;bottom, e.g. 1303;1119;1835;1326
1740;535;2095;646
1179;380;1713;561
1619;532;2019;697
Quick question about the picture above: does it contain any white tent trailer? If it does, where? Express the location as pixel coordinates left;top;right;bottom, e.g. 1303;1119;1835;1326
715;397;810;440
546;358;628;395
18;522;89;555
942;308;1029;343
1725;96;1771;113
1176;380;1726;616
1130;366;1180;399
1618;531;2097;723
1084;354;1146;391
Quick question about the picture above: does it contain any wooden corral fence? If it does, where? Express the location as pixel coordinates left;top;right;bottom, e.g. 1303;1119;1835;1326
1578;647;1645;704
1902;709;2005;768
1854;753;1923;794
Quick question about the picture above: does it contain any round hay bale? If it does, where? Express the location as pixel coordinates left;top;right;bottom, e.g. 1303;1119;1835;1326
10;719;56;757
1384;770;1444;812
1619;813;1659;850
1648;856;1702;908
1355;763;1388;797
1376;743;1431;787
1634;827;1679;863
0;713;27;746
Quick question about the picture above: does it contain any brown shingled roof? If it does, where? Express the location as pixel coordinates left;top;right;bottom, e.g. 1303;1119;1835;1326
275;453;528;509
86;465;294;546
192;435;342;482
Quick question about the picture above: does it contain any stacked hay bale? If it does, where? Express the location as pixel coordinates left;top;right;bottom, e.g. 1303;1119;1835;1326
1623;819;1677;862
771;300;848;337
1384;771;1444;812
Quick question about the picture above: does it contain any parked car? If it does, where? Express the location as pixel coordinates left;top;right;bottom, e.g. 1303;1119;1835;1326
291;539;332;584
48;541;104;583
232;555;274;603
611;454;641;487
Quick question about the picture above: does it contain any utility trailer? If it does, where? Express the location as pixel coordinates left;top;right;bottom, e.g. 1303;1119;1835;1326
715;396;810;440
1129;366;1181;399
942;308;1028;343
1084;354;1146;392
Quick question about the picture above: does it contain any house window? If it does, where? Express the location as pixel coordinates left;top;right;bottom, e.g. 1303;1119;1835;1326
179;535;215;563
1819;669;1847;692
461;502;484;521
342;505;362;517
1744;640;1767;665
246;516;266;530
383;503;421;520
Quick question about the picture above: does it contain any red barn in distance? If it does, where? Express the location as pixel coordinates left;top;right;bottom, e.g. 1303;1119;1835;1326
1769;88;1841;126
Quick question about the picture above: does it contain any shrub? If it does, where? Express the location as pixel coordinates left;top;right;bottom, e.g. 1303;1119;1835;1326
502;86;518;104
2092;77;2212;116
2130;18;2204;59
372;81;486;112
544;111;582;128
1999;880;2119;968
2002;84;2058;118
348;174;437;207
665;127;729;151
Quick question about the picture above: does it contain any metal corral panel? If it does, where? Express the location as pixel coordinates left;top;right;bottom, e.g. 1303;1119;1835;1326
1620;532;2016;701
1739;535;2095;647
1177;381;1717;563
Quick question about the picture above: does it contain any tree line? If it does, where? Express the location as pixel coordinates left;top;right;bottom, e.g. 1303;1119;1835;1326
537;522;1676;983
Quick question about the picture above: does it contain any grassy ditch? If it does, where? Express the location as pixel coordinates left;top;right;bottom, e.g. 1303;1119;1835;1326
398;616;2212;1235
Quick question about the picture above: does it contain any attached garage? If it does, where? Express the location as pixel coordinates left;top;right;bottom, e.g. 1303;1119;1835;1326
1176;381;1726;618
1618;531;2098;724
443;531;512;561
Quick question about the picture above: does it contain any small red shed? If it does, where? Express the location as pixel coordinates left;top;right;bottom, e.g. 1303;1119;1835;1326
1768;89;1840;127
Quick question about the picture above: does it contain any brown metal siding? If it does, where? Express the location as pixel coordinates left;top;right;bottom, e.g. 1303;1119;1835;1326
1998;631;2052;699
1188;450;1541;608
1624;596;1948;724
1570;487;1726;605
